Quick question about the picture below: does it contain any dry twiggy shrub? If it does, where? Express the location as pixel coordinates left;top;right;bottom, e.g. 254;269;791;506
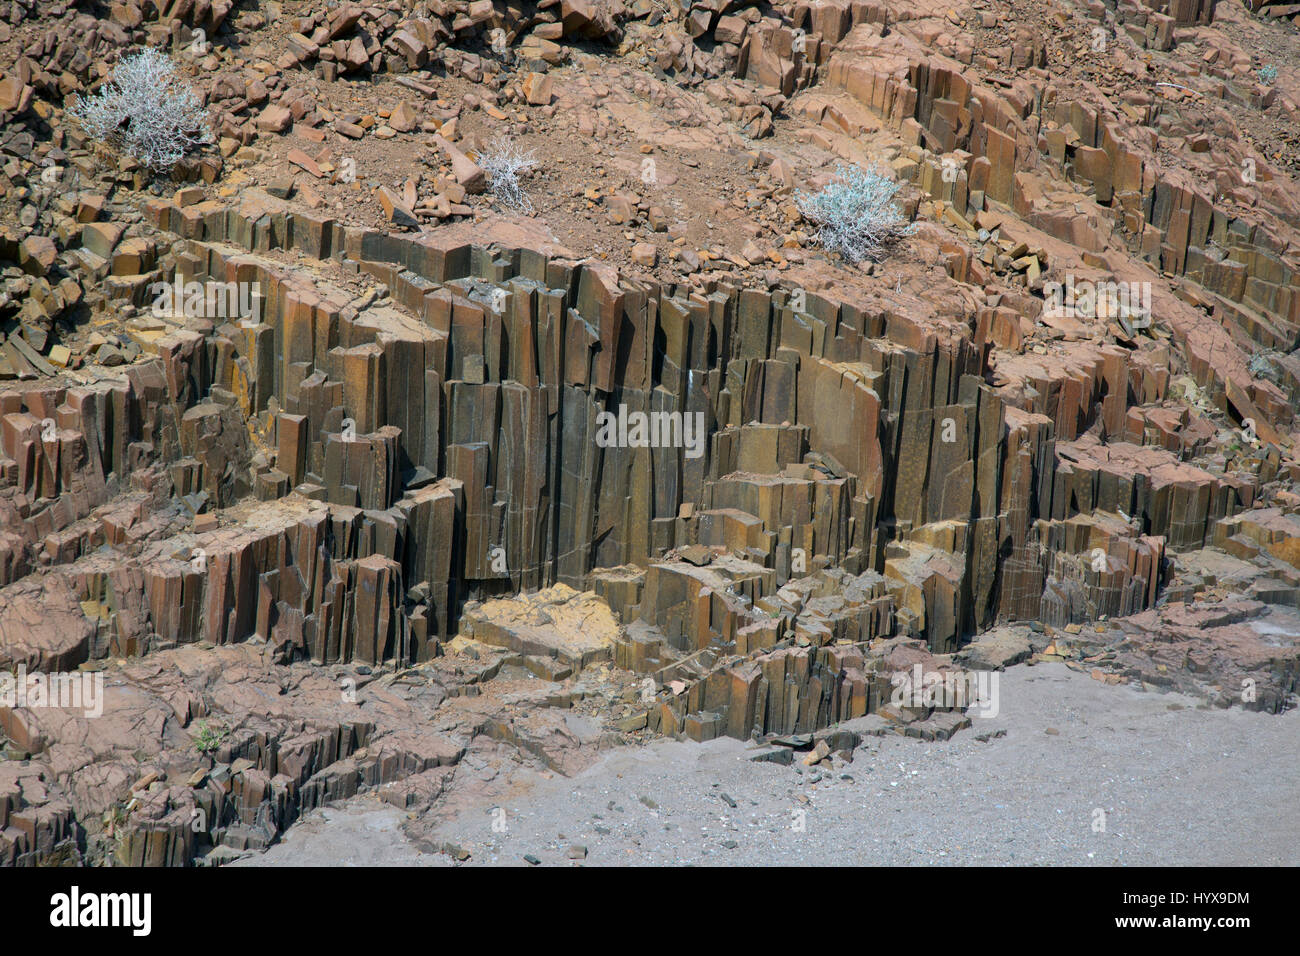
70;47;212;172
477;137;538;214
795;164;912;264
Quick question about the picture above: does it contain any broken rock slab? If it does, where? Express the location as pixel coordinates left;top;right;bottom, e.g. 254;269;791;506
458;584;621;674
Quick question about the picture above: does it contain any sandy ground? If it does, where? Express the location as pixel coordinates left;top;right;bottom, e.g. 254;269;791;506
239;663;1300;867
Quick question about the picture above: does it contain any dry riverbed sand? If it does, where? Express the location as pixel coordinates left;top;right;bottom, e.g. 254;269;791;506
240;663;1300;867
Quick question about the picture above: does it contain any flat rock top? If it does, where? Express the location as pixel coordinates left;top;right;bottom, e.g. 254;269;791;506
1057;434;1224;487
0;574;95;671
462;584;621;660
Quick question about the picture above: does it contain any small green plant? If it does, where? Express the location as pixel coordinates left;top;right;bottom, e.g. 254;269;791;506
192;719;229;756
1257;64;1277;86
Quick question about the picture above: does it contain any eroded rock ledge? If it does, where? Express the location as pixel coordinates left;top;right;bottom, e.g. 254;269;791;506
2;189;1298;864
3;0;1300;866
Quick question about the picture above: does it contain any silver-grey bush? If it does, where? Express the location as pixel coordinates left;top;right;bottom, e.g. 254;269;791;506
70;48;212;172
477;137;538;214
795;164;912;264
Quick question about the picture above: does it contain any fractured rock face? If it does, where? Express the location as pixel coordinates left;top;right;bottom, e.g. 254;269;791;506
2;0;1300;867
3;189;1294;726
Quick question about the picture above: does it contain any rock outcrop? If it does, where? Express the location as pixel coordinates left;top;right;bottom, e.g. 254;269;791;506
1;0;1298;866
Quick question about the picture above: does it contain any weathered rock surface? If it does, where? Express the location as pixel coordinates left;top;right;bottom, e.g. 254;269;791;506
1;0;1299;866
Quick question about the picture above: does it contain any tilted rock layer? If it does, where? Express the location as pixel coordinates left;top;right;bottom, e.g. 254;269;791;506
1;0;1299;865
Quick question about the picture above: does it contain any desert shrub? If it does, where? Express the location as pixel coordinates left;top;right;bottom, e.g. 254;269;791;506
1257;64;1278;86
477;136;537;213
70;47;212;172
795;164;912;264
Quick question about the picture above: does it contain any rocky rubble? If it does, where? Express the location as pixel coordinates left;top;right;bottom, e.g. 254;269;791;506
1;0;1299;864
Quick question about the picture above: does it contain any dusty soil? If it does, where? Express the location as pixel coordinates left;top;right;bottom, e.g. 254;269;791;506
242;663;1300;866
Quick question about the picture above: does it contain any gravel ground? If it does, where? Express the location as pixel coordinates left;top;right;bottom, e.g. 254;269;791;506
241;663;1300;866
231;803;451;867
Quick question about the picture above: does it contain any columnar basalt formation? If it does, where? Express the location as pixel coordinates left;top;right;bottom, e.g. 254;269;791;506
0;196;1181;664
4;188;1288;726
1;0;1299;866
